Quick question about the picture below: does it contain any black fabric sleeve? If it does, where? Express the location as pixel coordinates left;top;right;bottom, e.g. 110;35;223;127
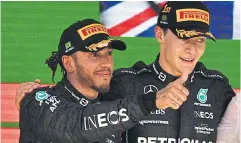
19;88;155;143
137;92;157;115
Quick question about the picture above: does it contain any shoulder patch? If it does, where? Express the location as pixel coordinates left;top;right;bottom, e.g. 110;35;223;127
33;87;61;112
194;62;228;82
35;91;50;104
113;61;151;77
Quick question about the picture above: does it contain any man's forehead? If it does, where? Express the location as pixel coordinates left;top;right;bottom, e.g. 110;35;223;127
88;46;113;54
186;36;207;41
166;29;206;39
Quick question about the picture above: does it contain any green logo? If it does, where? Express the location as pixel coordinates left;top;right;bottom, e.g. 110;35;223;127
35;91;49;102
161;15;167;21
197;88;208;103
65;41;71;49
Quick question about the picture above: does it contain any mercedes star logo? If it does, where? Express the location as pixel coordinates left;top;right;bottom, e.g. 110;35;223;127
144;85;158;94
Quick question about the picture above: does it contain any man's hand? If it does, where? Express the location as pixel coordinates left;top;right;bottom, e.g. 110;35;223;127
15;79;41;110
156;72;189;110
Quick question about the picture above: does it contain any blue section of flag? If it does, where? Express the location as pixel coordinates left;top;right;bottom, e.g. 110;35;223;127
101;1;122;10
137;25;155;37
203;1;234;39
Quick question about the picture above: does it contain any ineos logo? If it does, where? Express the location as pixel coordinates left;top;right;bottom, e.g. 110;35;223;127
144;85;158;94
194;111;214;119
83;108;129;130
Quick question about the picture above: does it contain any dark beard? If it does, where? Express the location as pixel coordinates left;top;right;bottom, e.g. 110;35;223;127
91;84;110;93
75;61;110;93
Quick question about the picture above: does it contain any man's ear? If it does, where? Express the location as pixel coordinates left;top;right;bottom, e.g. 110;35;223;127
155;26;165;44
62;55;74;73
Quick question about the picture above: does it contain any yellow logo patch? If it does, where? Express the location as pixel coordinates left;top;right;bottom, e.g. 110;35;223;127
176;29;216;40
77;24;109;40
176;9;209;25
162;4;171;13
86;40;111;51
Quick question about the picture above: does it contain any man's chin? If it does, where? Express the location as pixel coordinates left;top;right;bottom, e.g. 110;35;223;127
96;86;110;93
92;83;110;93
180;65;195;74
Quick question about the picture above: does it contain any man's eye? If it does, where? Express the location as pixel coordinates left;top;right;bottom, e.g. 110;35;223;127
107;51;113;56
91;52;98;57
197;38;205;43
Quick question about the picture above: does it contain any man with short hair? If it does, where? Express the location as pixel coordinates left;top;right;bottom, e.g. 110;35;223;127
100;2;235;143
17;1;235;143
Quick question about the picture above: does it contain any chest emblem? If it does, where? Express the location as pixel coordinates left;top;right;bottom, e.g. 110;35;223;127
144;85;158;94
197;88;208;103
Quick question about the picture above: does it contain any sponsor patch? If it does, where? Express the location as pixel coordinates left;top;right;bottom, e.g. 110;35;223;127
162;4;171;13
64;85;89;106
64;41;74;53
176;29;216;40
35;91;60;112
194;124;214;135
86;39;110;51
176;8;209;24
65;41;72;49
77;24;109;40
194;111;214;119
144;85;158;94
137;137;213;143
197;88;208;103
83;108;129;130
194;71;223;79
139;120;169;125
35;91;50;106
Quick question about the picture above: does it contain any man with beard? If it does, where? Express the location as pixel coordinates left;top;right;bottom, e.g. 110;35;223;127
16;2;235;143
17;19;189;143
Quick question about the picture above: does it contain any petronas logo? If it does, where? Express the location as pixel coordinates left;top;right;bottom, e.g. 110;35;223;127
197;88;208;103
36;91;48;102
35;91;50;106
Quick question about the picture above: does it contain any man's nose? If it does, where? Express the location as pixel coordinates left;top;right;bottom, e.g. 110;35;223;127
185;44;197;55
100;55;112;67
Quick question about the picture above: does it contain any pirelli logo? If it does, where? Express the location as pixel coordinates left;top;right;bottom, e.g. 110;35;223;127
176;9;209;25
77;24;109;40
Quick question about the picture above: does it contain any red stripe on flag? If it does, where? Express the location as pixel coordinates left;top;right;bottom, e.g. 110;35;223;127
107;2;166;36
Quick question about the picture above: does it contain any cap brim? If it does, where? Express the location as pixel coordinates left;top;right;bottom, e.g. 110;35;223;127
169;27;216;42
109;39;126;51
84;39;126;52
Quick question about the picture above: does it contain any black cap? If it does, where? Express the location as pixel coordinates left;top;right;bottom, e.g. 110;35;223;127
58;19;126;56
157;1;216;41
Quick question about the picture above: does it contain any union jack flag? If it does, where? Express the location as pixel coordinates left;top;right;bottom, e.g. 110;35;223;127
100;1;240;39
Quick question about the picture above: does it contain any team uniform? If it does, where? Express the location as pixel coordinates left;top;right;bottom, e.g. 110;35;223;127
19;77;158;143
104;54;235;143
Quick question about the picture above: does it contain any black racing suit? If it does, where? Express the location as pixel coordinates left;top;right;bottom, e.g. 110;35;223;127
102;54;235;143
19;77;157;143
